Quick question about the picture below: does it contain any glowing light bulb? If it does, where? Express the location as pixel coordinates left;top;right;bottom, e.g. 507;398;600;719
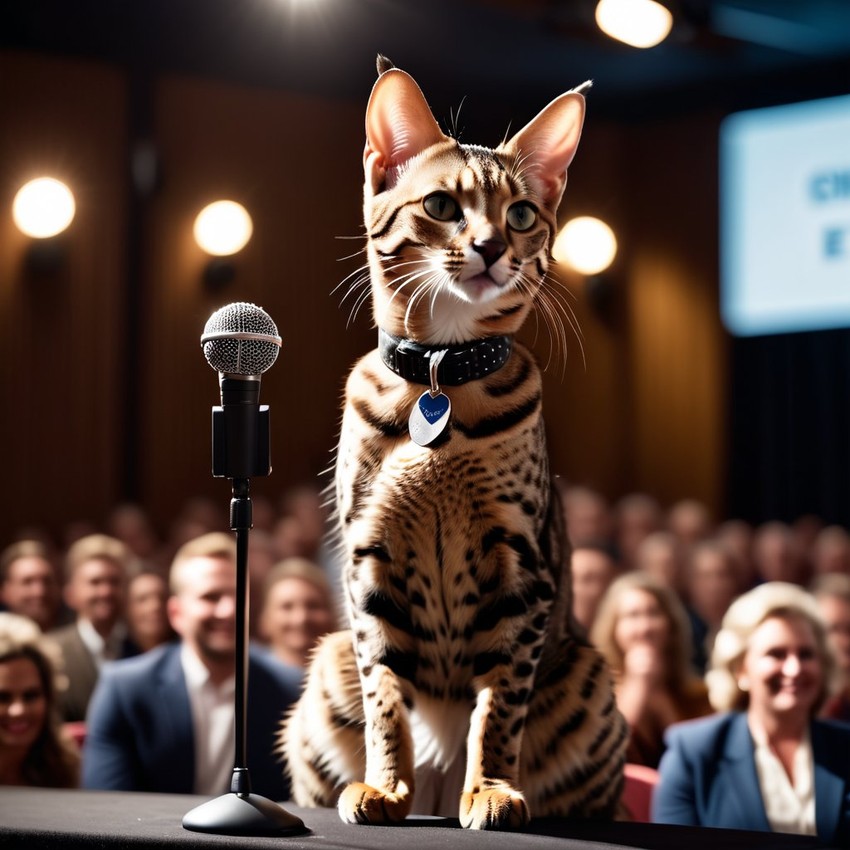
193;200;253;256
12;177;76;238
595;0;673;49
553;216;618;275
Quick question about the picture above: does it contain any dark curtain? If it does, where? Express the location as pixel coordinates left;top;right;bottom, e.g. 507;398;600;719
726;328;850;525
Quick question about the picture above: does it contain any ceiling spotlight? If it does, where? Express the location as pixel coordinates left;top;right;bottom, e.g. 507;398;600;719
193;200;253;256
12;177;76;238
595;0;673;49
554;216;618;276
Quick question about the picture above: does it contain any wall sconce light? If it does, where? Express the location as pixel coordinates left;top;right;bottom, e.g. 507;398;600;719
554;216;618;318
193;200;253;290
12;177;76;274
595;0;673;48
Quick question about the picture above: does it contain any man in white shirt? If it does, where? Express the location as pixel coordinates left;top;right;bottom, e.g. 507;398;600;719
82;532;302;799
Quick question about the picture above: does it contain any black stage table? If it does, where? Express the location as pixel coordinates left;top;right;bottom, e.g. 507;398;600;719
0;788;834;850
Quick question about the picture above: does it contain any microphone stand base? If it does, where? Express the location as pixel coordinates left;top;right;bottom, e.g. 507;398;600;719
182;792;307;836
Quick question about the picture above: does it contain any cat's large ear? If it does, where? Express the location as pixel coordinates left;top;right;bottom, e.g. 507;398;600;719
364;68;448;193
503;83;589;208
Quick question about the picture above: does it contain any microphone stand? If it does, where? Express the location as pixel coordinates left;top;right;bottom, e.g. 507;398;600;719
183;395;305;836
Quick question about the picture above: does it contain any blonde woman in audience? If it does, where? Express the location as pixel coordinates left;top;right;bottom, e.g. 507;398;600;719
0;613;79;787
653;582;850;843
591;572;711;767
258;558;337;671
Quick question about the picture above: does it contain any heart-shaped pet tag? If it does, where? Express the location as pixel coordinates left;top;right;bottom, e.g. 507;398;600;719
408;391;451;446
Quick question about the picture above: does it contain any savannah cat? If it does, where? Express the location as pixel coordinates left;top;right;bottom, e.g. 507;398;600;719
280;57;627;830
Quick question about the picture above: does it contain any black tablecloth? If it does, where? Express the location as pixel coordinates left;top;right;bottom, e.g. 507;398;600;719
0;787;832;850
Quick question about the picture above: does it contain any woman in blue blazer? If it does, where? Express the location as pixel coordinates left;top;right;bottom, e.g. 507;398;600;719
653;582;850;845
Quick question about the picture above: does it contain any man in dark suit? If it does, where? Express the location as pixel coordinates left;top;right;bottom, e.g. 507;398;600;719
50;534;140;721
82;532;302;800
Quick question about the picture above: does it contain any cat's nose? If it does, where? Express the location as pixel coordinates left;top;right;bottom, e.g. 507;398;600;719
473;238;507;268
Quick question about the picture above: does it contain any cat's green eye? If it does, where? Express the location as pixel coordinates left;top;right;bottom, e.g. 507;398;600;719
506;202;538;232
423;192;459;222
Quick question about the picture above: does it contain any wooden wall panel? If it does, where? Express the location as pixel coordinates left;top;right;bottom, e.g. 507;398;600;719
0;52;127;543
139;77;370;531
0;51;731;545
623;114;728;516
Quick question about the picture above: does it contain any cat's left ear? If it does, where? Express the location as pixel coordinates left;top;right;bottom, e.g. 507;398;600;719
504;84;588;208
364;68;448;192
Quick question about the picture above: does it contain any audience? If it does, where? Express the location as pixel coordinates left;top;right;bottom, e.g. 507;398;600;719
125;568;175;653
0;540;66;632
258;557;337;671
653;582;849;844
810;525;850;577
811;573;850;721
570;543;619;632
752;521;809;585
82;532;301;798
0;613;79;787
633;532;685;598
714;519;757;592
614;493;662;571
50;534;139;722
6;483;850;805
591;572;712;768
666;499;713;552
562;485;614;548
684;540;741;673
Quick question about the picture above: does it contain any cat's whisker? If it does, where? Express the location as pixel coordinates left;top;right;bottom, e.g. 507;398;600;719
346;286;373;328
534;273;585;374
403;274;443;332
333;262;371;298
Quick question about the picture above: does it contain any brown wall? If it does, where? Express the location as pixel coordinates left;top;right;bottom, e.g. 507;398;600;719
0;50;729;545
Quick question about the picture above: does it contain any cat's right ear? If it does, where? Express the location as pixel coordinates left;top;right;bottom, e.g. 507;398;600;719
364;69;447;193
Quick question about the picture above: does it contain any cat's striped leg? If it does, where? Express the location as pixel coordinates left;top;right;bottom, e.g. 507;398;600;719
460;677;532;829
337;660;416;824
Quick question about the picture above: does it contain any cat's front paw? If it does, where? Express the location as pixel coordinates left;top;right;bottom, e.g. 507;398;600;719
460;784;530;830
338;781;413;825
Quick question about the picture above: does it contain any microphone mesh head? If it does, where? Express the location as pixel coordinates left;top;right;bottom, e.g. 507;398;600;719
201;302;281;376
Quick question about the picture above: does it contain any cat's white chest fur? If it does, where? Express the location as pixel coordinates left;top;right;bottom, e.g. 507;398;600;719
409;695;470;817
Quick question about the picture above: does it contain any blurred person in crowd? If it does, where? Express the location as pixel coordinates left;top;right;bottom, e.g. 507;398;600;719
634;531;685;598
561;485;613;548
247;530;280;638
83;532;300;798
107;503;164;568
591;572;711;768
684;540;740;673
0;540;66;632
666;499;713;551
792;514;824;572
571;542;619;632
167;496;228;553
753;521;809;586
0;613;79;787
49;534;139;722
278;484;328;560
126;568;175;653
811;525;850;577
715;519;757;592
250;494;278;534
614;492;662;571
258;558;337;671
811;573;850;722
653;582;849;844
